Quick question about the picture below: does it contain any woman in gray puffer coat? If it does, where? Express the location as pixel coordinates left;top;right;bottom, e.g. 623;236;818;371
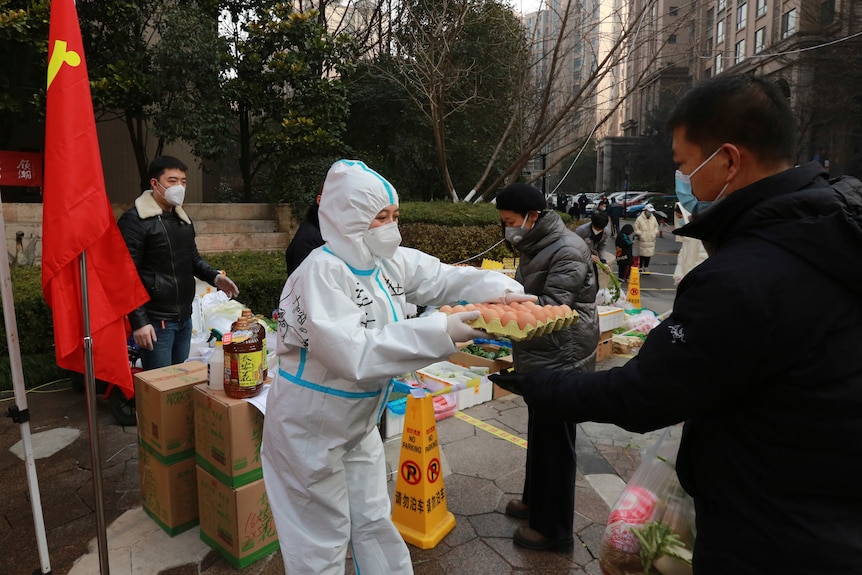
496;183;599;550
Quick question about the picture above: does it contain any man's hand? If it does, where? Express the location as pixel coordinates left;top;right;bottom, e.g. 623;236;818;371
215;274;239;298
134;324;157;351
489;369;528;397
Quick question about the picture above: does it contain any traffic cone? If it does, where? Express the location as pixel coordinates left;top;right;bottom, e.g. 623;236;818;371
391;390;456;549
627;266;641;309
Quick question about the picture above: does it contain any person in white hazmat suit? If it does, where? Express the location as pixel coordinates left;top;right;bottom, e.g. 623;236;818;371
261;159;533;575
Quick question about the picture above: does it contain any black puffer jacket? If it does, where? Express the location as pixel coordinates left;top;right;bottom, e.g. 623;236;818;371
118;191;220;331
512;211;599;372
524;163;862;574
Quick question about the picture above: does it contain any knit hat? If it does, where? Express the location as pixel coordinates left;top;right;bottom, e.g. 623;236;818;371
495;183;545;214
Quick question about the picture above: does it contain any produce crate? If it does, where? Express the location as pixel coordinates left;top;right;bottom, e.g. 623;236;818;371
612;334;643;356
448;341;513;374
598;306;625;332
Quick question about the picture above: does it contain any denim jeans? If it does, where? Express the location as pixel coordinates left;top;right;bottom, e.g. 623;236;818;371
139;318;192;370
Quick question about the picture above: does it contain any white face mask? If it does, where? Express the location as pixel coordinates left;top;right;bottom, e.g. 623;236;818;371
156;180;186;207
364;221;401;259
504;213;532;245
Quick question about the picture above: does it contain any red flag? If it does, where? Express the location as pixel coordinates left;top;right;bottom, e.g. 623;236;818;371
42;0;149;398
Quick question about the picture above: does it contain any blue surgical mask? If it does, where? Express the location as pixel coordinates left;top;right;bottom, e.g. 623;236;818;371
675;147;729;215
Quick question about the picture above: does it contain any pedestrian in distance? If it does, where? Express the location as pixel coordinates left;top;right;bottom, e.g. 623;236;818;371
672;202;708;285
118;155;239;370
633;204;659;273
495;183;599;551
575;211;612;265
490;73;862;575
578;192;588;214
607;198;624;236
262;159;533;575
285;191;324;276
615;223;634;281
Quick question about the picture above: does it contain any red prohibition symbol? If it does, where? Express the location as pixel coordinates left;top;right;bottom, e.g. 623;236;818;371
401;460;421;485
427;458;441;484
629;287;640;296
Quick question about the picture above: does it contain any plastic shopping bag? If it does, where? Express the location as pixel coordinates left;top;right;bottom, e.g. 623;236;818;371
599;429;695;575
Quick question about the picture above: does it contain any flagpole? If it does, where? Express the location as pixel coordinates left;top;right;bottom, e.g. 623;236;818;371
79;250;111;574
0;195;52;574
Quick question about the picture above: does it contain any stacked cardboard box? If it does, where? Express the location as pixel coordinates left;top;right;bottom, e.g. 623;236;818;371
193;384;279;568
597;330;614;362
135;361;207;536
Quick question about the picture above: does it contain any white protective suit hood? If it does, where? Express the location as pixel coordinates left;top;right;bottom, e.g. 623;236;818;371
319;160;399;270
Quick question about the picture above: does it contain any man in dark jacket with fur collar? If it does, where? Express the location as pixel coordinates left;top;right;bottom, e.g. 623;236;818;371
492;74;862;573
118;156;239;370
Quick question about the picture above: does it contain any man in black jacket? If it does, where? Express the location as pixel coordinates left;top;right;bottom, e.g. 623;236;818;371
492;74;862;574
285;193;324;276
118;156;239;370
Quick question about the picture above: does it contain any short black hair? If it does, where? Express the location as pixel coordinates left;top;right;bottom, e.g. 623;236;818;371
148;156;188;180
667;74;796;165
591;212;609;229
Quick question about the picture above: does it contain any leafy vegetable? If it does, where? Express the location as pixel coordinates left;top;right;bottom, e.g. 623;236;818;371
632;521;692;574
596;261;622;303
461;344;510;360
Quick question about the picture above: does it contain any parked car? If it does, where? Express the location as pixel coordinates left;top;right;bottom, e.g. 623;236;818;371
581;192;605;215
626;194;677;221
616;191;664;209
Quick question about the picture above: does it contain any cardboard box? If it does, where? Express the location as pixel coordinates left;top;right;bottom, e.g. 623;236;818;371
448;343;513;374
135;361;207;464
598;306;625;332
197;467;280;569
596;330;613;362
138;442;198;536
455;376;493;409
193;384;264;488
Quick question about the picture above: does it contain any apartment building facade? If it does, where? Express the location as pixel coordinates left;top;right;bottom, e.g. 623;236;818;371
596;0;862;193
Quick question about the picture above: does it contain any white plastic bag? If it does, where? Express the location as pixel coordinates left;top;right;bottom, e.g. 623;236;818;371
599;429;696;575
200;291;245;337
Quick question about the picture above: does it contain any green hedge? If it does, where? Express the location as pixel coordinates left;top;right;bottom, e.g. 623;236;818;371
0;203;583;391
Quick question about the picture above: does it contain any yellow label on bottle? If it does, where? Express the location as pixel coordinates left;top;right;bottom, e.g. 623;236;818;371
237;350;263;388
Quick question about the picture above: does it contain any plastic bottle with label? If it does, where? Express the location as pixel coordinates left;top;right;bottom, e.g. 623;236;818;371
241;308;268;382
223;309;265;399
207;340;224;391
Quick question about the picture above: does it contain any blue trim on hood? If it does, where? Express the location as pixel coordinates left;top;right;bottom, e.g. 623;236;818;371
322;246;375;276
340;159;397;205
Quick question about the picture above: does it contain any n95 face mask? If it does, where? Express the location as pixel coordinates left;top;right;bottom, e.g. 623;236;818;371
364;222;401;259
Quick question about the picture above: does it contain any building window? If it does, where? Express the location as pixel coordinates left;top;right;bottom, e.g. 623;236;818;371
717;19;725;43
718;0;726;12
756;0;767;17
705;67;712;79
706;8;715;36
668;34;677;44
737;2;747;30
669;5;679;16
706;36;714;53
735;39;746;63
781;8;797;38
820;0;835;25
715;54;724;74
755;27;766;52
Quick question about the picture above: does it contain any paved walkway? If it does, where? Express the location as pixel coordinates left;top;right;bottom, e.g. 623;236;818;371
1;354;681;575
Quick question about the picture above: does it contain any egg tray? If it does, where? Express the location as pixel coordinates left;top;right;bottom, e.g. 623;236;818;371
468;312;578;341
